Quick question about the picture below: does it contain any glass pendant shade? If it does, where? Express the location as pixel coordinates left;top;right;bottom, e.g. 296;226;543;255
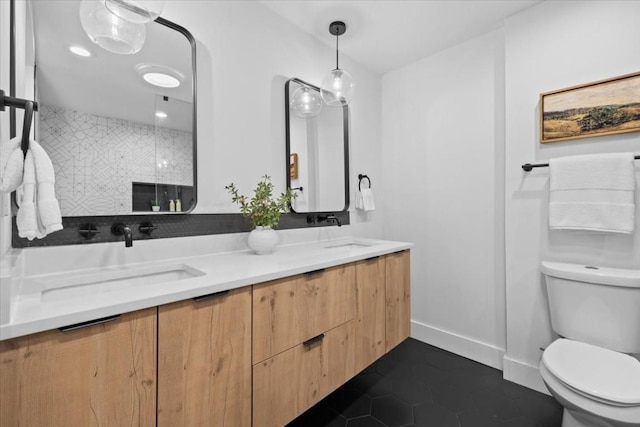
79;0;146;55
321;68;355;106
104;0;164;24
290;86;323;118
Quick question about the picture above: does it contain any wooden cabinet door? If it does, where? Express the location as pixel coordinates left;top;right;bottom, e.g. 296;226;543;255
386;250;411;351
253;321;355;427
354;256;386;373
0;308;157;427
252;264;356;363
157;288;252;427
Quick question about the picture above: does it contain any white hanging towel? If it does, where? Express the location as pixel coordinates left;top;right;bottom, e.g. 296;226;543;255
549;152;636;234
0;136;25;193
354;190;364;209
360;188;376;211
16;139;63;240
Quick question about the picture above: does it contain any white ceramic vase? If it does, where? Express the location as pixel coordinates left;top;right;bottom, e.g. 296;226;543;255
248;226;278;255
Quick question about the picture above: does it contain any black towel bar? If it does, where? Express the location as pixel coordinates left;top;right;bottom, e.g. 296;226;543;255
522;154;640;171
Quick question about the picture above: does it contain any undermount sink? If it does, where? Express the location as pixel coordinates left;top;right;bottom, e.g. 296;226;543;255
39;264;205;303
325;242;373;249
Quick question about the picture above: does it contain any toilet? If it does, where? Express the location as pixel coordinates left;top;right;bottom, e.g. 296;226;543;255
540;261;640;427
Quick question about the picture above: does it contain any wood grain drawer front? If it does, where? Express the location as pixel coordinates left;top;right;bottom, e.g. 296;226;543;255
355;257;387;373
252;264;356;363
253;321;356;427
386;250;411;351
0;308;157;427
157;287;252;427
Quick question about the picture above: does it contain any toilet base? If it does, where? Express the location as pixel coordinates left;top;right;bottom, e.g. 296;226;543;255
563;408;622;427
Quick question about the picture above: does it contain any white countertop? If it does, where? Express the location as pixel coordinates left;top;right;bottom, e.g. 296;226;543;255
0;237;412;341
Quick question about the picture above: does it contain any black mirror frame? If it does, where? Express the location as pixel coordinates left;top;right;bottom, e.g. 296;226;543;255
12;4;198;216
284;77;350;214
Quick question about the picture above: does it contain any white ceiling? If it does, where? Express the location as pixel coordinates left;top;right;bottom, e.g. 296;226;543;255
260;0;542;74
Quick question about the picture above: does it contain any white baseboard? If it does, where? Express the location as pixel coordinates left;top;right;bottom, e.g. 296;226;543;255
411;320;551;395
502;355;550;395
410;320;505;370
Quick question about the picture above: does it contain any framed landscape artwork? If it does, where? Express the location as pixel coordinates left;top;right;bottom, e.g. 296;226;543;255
540;72;640;143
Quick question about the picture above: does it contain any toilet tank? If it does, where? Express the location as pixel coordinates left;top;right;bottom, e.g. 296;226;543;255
541;261;640;354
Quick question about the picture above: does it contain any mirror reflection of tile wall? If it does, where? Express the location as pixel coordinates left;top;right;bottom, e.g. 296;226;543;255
39;105;193;216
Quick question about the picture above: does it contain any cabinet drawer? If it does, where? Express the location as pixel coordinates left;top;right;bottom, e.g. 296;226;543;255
252;321;356;427
252;264;356;363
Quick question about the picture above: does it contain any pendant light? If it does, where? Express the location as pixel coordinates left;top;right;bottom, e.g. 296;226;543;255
79;0;146;55
320;21;355;106
79;0;164;55
290;85;323;118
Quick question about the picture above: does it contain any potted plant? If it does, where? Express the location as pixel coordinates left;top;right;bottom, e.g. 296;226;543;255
151;199;160;212
226;175;296;254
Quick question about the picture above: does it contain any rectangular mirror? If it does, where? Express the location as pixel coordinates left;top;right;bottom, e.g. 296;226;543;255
30;0;197;215
285;78;349;213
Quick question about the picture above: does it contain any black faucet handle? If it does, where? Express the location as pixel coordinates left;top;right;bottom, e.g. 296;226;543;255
139;222;158;235
78;223;100;239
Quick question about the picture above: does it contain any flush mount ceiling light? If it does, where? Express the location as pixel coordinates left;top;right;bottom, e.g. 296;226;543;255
290;85;323;118
79;0;146;55
104;0;164;24
136;64;183;88
155;111;167;118
320;21;355;107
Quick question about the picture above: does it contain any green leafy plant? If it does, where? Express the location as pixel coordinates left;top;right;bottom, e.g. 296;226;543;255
150;199;160;207
226;175;297;228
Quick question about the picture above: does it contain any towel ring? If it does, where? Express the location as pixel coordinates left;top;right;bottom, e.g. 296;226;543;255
358;174;371;191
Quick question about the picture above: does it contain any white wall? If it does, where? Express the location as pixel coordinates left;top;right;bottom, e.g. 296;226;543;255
504;0;640;392
381;28;507;369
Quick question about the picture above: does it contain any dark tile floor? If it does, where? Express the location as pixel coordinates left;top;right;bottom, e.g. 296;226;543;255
287;338;563;427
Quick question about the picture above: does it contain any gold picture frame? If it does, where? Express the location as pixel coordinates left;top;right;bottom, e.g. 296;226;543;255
540;71;640;143
290;153;298;179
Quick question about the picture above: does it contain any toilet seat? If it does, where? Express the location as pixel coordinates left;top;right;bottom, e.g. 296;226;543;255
542;339;640;407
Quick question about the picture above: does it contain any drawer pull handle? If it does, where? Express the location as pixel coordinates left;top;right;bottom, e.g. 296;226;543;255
59;314;121;332
304;268;325;276
303;333;325;348
194;289;230;302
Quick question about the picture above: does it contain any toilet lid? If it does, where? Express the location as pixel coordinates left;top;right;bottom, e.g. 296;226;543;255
543;339;640;405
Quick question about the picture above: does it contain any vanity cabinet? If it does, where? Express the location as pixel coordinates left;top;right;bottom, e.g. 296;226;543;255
385;250;411;351
157;288;252;427
0;249;411;427
0;308;157;427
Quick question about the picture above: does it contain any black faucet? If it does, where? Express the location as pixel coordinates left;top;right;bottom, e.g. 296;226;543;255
111;222;133;247
317;214;342;227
